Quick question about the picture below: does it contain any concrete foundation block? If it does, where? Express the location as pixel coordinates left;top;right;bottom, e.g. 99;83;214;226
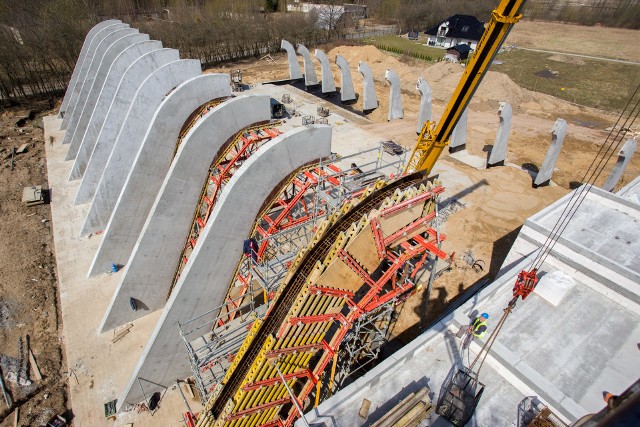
416;77;432;134
385;69;403;121
336;55;356;103
315;48;336;93
61;23;130;131
281;39;302;80
534;118;568;187
358;61;378;112
297;44;319;86
59;20;121;120
64;33;150;159
89;74;232;277
487;101;512;167
62;28;141;147
80;59;202;236
73;48;180;198
449;107;468;153
117;125;332;408
66;41;163;170
603;139;637;192
99;95;271;332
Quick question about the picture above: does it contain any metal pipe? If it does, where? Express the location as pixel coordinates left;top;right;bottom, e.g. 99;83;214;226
272;361;310;427
0;367;13;408
176;380;193;416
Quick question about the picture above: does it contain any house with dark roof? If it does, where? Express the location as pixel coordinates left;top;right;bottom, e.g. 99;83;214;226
425;14;485;49
445;43;473;61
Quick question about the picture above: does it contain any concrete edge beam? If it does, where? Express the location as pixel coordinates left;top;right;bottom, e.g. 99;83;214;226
118;124;332;409
62;27;140;145
99;94;271;332
59;20;121;119
72;48;180;198
89;73;232;277
65;40;164;167
80;59;202;236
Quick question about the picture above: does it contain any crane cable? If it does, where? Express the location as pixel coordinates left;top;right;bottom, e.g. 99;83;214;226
468;82;640;382
529;82;640;272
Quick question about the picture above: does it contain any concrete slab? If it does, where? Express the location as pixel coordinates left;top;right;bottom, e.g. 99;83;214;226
281;39;302;80
617;174;640;204
73;48;180;199
89;73;232;277
315;48;336;93
70;46;174;182
99;95;271;332
385;68;403;121
118;125;332;409
80;59;202;236
59;20;121;119
358;61;378;112
64;33;150;159
67;40;164;174
62;24;131;131
534;118;567;187
44;115;201;427
336;55;356;103
297;44;319;86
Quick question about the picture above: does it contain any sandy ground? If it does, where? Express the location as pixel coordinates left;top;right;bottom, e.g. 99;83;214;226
0;104;68;426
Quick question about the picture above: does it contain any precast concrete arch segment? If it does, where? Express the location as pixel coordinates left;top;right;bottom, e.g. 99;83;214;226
98;94;272;333
385;68;403;121
66;40;164;169
117;124;332;409
336;55;356;103
72;48;180;198
358;60;378;111
80;59;202;236
59;20;121;119
61;23;130;131
89;73;232;277
297;44;318;86
315;48;336;93
281;39;302;80
63;32;150;153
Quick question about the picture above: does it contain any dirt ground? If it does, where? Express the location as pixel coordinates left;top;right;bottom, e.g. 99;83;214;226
208;42;639;344
0;103;68;426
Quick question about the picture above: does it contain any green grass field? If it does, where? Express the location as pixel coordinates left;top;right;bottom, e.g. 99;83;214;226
361;35;445;61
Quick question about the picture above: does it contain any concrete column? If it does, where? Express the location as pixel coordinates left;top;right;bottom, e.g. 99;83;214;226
416;78;432;134
63;33;150;156
99;95;271;332
534;119;568;187
59;20;121;119
336;55;356;103
66;41;163;169
89;74;232;277
358;61;378;112
449;107;468;153
61;23;130;131
487;101;512;167
72;48;180;196
281;39;302;80
297;44;319;86
315;48;336;94
603;139;637;192
117;125;332;409
80;59;202;236
385;69;403;121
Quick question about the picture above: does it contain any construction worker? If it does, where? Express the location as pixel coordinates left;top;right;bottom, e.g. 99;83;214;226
470;313;489;339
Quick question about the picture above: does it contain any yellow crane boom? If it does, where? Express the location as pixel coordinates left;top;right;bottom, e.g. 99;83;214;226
404;0;526;175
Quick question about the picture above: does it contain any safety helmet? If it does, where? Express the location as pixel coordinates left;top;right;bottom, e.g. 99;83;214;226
481;313;489;319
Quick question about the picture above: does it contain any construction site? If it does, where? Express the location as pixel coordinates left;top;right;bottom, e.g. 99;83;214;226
2;0;639;426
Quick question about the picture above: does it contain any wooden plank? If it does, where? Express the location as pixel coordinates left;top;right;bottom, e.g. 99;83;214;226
378;203;424;237
29;350;43;381
315;258;363;293
344;224;380;273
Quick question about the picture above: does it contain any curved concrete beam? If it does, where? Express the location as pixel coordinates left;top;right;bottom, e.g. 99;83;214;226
336;55;356;103
73;48;180;197
59;20;121;119
416;77;432;134
358;61;378;111
99;94;271;332
89;74;232;277
315;48;336;93
118;124;332;408
603;139;637;192
61;23;130;130
534;119;568;187
297;44;318;86
488;101;512;167
385;69;403;121
63;27;139;139
66;40;163;168
80;59;202;236
449;107;468;153
281;39;302;80
63;32;149;152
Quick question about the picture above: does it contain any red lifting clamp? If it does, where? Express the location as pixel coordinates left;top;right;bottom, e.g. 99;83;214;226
509;268;538;308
